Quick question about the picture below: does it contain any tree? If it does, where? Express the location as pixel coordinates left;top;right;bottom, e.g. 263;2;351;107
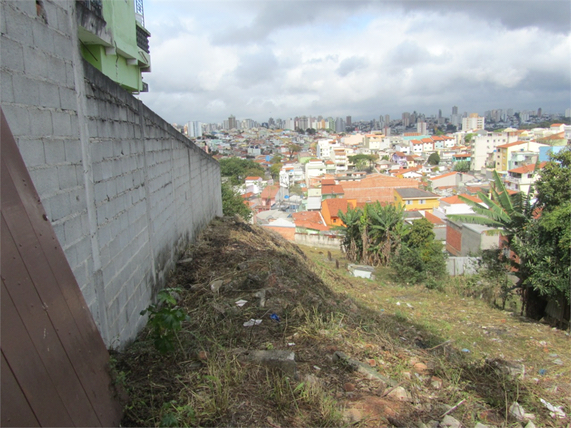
464;133;474;144
221;181;252;220
269;162;282;181
392;218;447;286
348;154;377;172
453;160;471;172
219;158;264;185
427;152;440;165
517;149;570;325
285;143;302;160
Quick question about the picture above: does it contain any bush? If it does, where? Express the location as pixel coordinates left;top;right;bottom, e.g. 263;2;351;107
391;241;447;286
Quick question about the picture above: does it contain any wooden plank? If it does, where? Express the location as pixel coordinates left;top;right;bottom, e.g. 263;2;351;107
1;216;101;426
1;282;75;427
1;109;122;426
1;351;41;427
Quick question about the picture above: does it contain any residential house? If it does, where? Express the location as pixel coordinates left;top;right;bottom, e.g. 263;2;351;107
261;218;296;241
424;211;447;241
292;211;330;234
422;138;435;153
260;185;280;210
412;140;423;154
305;159;326;186
321;198;358;227
429;172;476;190
495;141;547;173
394;188;440;213
446;219;500;257
452;153;472;164
392;151;408;167
341;174;421;204
244;176;264;194
471;130;520;170
505;162;547;194
321;184;345;199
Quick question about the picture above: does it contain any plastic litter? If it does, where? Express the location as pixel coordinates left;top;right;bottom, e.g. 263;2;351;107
287;342;295;346
406;303;413;308
540;398;566;419
270;313;281;322
461;348;470;353
235;299;248;307
538;369;547;375
243;319;262;327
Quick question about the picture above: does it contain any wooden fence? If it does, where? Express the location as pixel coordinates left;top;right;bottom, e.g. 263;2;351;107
1;109;122;426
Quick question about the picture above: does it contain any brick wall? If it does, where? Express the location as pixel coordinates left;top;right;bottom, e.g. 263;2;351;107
1;0;222;348
446;222;462;256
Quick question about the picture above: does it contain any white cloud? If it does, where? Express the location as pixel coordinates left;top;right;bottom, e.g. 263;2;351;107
139;0;571;124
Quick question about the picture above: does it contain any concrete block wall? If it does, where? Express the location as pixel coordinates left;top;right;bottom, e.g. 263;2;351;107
1;0;222;348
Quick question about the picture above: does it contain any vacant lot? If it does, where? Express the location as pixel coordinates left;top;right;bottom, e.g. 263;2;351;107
115;217;570;427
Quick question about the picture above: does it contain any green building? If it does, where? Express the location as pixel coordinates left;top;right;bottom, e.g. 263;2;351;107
77;0;151;92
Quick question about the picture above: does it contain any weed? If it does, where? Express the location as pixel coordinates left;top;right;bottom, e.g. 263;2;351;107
140;288;189;354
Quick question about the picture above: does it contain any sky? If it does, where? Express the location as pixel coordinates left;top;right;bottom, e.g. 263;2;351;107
138;0;571;125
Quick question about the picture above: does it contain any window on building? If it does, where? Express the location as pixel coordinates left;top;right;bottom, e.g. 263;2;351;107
420;199;426;204
406;200;413;205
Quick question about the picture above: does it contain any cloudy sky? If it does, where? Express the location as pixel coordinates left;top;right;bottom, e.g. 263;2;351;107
138;0;571;125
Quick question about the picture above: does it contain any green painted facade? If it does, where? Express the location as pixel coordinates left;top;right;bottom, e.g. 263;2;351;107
78;0;151;92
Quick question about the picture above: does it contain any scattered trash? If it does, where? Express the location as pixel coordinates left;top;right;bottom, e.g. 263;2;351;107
540;398;566;419
270;313;280;322
396;301;401;306
210;279;224;294
287;342;295;346
553;358;563;365
461;348;470;353
538;369;547;375
313;365;321;371
406;302;413;308
243;319;262;327
235;299;248;307
509;402;535;421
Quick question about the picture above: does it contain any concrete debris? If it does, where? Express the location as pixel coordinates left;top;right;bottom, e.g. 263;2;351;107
387;386;412;402
243;350;296;377
343;408;363;425
210;279;224;294
254;289;266;307
243;319;262;327
333;351;397;386
176;257;193;265
440;415;462;428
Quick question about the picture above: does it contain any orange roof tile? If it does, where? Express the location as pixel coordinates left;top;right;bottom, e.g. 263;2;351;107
260;185;279;199
322;198;357;217
245;176;262;181
322;184;344;195
425;211;445;225
440;194;482;205
508;161;547;174
321;179;336;186
431;171;457;180
496;140;526;149
340;174;420;204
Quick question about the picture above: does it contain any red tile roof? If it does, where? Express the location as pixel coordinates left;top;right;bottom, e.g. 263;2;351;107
321;179;336;186
322;184;344;195
260;185;279;199
424;211;445;225
341;174;420;204
508;161;547;174
431;171;457;180
440;194;482;205
496;141;526;149
292;211;329;231
245;176;262;181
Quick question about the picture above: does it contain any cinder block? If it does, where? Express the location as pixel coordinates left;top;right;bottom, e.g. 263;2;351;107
49;192;72;221
52;111;72;136
59;86;77;111
57;164;79;190
55;5;71;34
29;166;58;196
11;0;36;16
64;139;82;163
0;37;25;72
16;138;45;167
39;81;61;108
29;107;53;136
12;73;40;105
32;19;55;53
44;139;65;164
0;71;14;103
65;61;75;89
63;214;83;244
46;53;66;85
4;5;34;45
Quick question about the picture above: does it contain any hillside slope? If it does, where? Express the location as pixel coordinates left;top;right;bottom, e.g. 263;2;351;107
115;216;570;427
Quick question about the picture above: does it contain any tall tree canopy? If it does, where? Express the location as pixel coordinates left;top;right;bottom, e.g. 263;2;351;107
219;157;264;185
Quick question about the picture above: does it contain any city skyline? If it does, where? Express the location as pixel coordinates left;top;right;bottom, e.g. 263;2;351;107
139;1;571;125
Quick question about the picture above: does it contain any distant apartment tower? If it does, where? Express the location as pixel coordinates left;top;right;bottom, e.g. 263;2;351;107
537;108;542;118
402;112;410;127
565;108;571;118
335;117;345;133
452;106;458;115
346;116;352;127
462;113;485;132
187;121;202;138
417;121;427;134
228;115;237;130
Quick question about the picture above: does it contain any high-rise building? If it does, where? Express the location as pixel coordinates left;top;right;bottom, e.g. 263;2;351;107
346;116;352;127
537;108;542;118
335;117;345;133
228;115;237;130
452;106;458;115
187;121;202;138
417;121;427;135
462;113;485;132
402;112;410;127
384;115;390;125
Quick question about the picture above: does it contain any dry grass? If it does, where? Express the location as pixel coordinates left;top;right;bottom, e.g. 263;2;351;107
114;217;570;427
